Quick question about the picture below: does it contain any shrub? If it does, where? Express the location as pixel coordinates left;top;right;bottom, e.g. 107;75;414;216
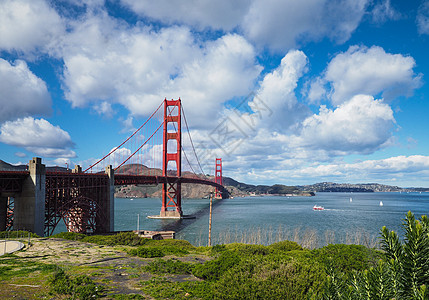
269;240;303;252
323;211;429;300
128;246;164;258
192;251;241;281
227;243;272;256
312;243;378;273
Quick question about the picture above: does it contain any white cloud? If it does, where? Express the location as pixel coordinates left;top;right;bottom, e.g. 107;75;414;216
242;0;368;50
370;0;401;23
121;0;369;51
293;155;429;182
0;0;64;54
120;0;249;31
0;117;75;158
60;12;261;125
295;95;395;154
0;59;52;122
417;1;429;34
310;45;422;105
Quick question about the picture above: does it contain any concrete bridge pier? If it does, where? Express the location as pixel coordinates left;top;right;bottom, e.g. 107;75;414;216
0;197;7;231
14;158;46;236
106;165;114;232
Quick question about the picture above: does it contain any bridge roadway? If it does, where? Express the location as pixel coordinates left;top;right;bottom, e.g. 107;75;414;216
0;167;228;236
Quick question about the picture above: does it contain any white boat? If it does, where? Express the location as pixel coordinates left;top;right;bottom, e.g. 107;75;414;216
379;201;383;206
313;205;324;211
349;197;352;202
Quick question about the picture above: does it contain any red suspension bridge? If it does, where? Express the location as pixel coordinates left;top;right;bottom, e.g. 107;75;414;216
0;99;228;236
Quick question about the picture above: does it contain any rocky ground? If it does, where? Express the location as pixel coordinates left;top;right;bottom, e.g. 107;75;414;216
0;237;210;299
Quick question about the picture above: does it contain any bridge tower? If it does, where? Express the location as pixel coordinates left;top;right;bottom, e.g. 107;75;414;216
215;158;222;199
160;98;182;218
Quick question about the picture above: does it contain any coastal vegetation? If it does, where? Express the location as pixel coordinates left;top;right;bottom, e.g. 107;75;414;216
0;211;427;299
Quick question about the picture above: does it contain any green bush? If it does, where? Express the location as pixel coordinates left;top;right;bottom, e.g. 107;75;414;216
128;246;164;258
227;243;272;256
143;258;194;275
212;256;325;299
192;251;241;281
323;211;429;300
269;240;303;252
311;243;378;273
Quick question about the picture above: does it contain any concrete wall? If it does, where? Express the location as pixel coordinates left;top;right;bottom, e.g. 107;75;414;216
106;165;114;232
0;197;7;231
13;158;45;236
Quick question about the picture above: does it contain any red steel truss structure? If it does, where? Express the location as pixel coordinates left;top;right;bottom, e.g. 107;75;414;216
44;172;110;236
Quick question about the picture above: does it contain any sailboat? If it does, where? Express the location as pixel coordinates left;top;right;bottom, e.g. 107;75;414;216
349;197;352;203
379;201;383;206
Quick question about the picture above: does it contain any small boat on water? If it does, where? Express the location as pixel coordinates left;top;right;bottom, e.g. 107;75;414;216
313;205;324;211
380;201;383;206
350;197;352;202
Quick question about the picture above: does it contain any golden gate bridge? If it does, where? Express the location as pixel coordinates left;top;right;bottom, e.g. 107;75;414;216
0;99;228;236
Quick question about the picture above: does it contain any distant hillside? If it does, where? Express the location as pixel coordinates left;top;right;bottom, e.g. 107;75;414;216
2;160;427;197
223;177;314;196
297;182;429;193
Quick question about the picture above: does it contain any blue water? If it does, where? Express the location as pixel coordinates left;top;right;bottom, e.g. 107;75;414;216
114;192;429;247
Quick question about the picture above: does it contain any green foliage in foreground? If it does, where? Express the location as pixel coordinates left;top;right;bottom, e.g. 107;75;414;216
49;267;104;299
323;211;429;300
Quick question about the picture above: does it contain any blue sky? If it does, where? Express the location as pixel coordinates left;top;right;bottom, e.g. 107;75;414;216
1;0;429;187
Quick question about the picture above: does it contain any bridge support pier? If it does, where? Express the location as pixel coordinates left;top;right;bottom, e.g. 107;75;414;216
106;166;115;232
14;158;46;236
0;197;7;231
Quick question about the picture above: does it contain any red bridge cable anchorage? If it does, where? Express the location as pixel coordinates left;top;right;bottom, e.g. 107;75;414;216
83;100;164;173
181;105;207;178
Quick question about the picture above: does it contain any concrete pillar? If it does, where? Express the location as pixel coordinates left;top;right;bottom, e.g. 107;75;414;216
14;157;46;236
0;197;7;231
105;165;114;232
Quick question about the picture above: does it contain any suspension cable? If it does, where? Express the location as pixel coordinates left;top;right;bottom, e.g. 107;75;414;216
181;105;207;177
84;100;164;172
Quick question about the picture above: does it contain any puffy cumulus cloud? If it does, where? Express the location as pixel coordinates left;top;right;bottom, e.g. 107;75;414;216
61;12;261;125
242;0;368;50
0;117;75;158
0;0;64;54
248;50;310;130
0;59;52;122
309;45;422;105
120;0;250;31
121;0;369;51
216;49;309;142
417;1;429;34
296;95;395;154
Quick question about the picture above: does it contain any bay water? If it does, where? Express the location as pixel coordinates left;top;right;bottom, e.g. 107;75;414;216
114;192;429;248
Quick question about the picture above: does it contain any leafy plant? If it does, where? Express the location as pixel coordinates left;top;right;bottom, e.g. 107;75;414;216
323;211;429;300
128;246;164;258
